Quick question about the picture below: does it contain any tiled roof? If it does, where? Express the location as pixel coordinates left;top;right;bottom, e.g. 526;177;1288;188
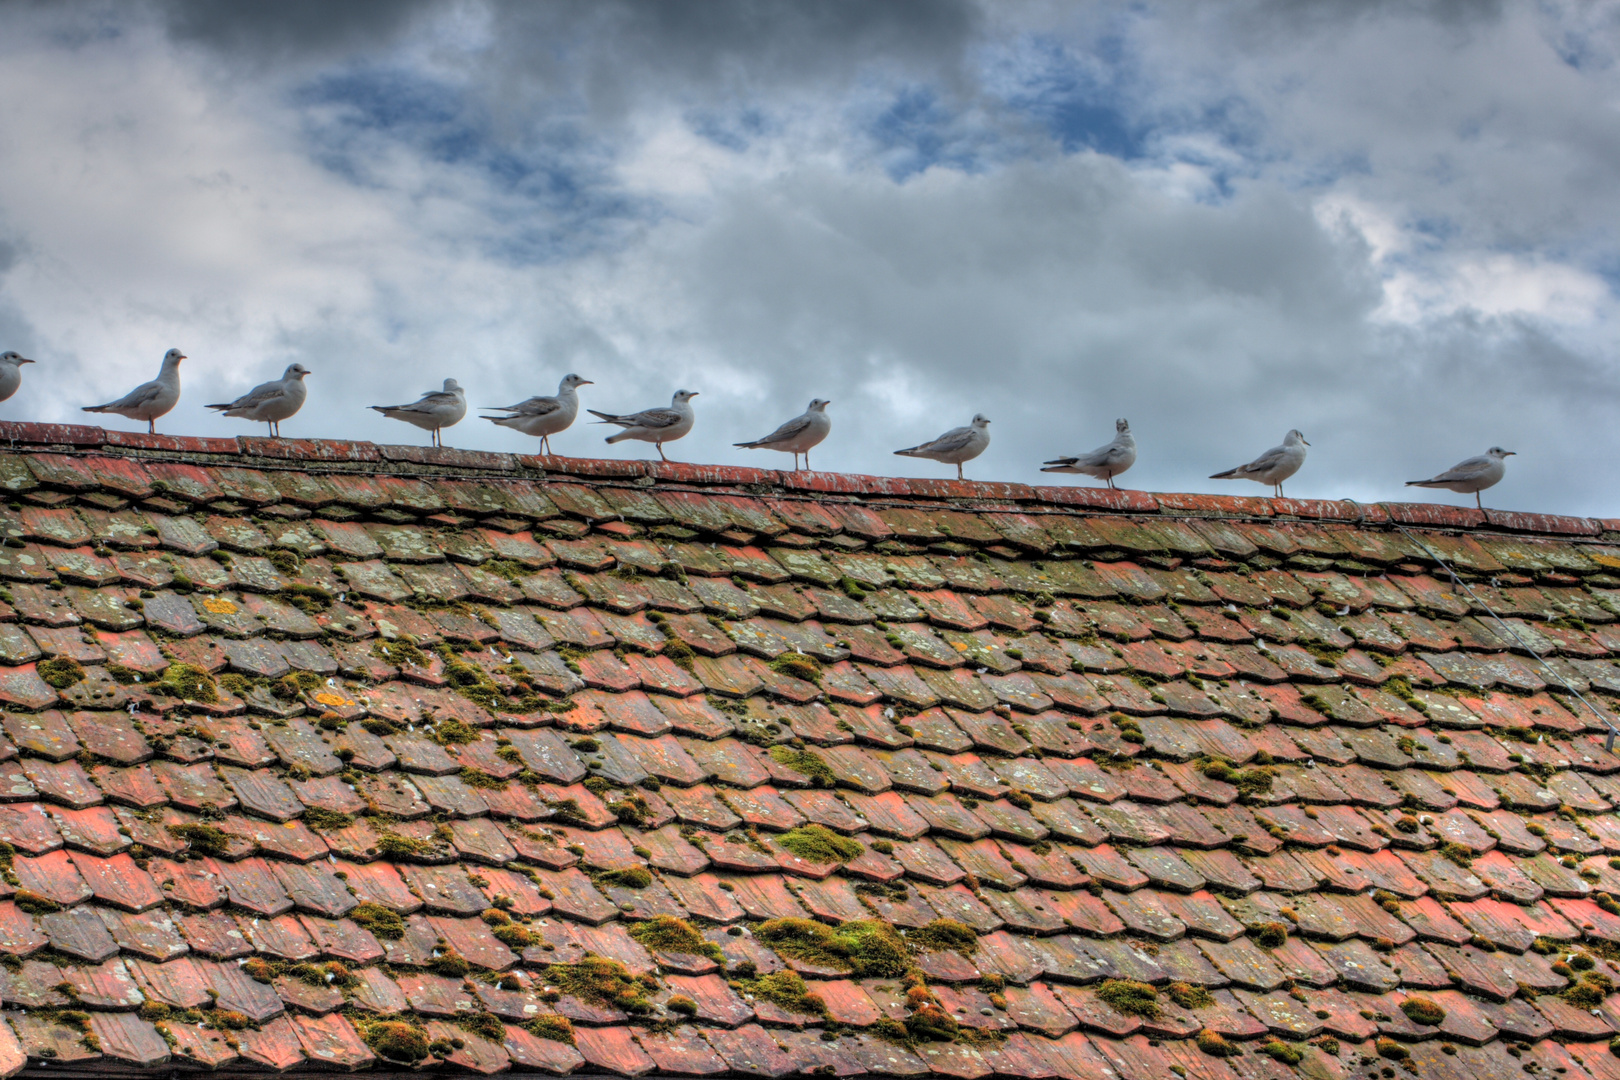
0;422;1612;1077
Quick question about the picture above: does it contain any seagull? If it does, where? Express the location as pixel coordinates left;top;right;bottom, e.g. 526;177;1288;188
735;398;831;471
82;348;185;433
1407;447;1515;510
894;414;991;481
370;378;467;447
481;373;593;455
206;363;310;438
0;352;35;404
1042;418;1137;490
1210;429;1309;497
589;390;698;462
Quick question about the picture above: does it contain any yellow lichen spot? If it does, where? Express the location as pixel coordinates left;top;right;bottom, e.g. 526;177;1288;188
952;641;968;651
314;692;354;708
202;597;237;614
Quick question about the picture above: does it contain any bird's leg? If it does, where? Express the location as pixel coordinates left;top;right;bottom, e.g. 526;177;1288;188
957;463;964;481
1476;492;1483;511
804;450;810;471
148;419;155;435
658;444;668;462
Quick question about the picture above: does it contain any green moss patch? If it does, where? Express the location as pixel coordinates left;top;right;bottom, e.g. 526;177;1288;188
350;902;405;940
1167;982;1215;1010
598;866;653;889
1261;1040;1304;1065
525;1015;575;1045
152;662;218;703
906;919;978;957
769;653;821;684
775;824;862;864
734;970;827;1016
1096;979;1160;1018
1197;1029;1238;1057
300;807;353;831
542;957;652;1013
627;916;723;962
356;1019;430;1064
426;717;482;746
768;745;836;787
37;657;85;689
166;823;231;856
1400;997;1446;1025
754;917;910;978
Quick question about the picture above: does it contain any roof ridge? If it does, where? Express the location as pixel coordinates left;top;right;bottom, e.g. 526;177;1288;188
0;419;1608;541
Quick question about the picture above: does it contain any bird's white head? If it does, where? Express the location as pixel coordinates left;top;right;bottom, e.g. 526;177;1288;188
1286;429;1309;446
673;389;699;404
971;414;991;427
560;374;593;390
0;352;33;366
285;364;311;379
163;349;186;366
1115;418;1129;433
808;398;830;412
1487;447;1516;458
443;379;462;393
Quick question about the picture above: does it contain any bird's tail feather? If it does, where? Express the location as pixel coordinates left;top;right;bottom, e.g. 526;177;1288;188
587;409;622;424
1043;458;1078;466
734;440;762;449
1209;468;1239;479
894;448;922;457
1406;480;1439;487
81;405;111;414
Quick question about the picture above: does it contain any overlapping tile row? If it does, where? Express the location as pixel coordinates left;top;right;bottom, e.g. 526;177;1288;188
0;435;1614;1078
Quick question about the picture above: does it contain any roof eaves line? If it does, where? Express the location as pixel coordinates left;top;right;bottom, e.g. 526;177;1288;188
0;441;1611;541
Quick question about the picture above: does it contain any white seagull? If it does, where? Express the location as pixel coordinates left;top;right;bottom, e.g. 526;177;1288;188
0;352;35;404
1210;429;1309;498
83;348;185;434
894;414;991;480
1407;447;1515;510
589;389;698;462
206;363;310;438
482;373;593;455
1042;418;1137;490
370;378;467;447
735;398;831;471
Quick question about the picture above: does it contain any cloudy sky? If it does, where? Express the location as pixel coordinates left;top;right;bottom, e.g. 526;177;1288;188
1;1;1618;513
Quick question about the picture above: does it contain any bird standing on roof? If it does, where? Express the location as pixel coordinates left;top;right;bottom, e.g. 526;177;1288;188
894;414;991;481
0;352;35;404
1042;418;1136;490
1210;429;1309;498
1407;447;1515;510
735;398;831;471
589;389;698;462
206;364;310;438
82;348;185;434
370;378;466;448
481;373;593;455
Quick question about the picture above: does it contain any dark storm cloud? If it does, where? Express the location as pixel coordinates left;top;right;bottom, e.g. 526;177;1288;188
156;0;438;59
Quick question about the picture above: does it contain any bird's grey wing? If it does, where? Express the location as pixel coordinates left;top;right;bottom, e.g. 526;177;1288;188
1239;445;1289;473
511;396;562;417
920;427;977;454
228;381;287;409
622;407;683;429
1427;456;1494;483
109;381;165;409
754;415;813;444
392;391;458;413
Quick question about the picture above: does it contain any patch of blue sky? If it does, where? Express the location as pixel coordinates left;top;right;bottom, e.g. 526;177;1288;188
688;107;773;152
291;67;656;264
856;85;996;182
984;33;1144;160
